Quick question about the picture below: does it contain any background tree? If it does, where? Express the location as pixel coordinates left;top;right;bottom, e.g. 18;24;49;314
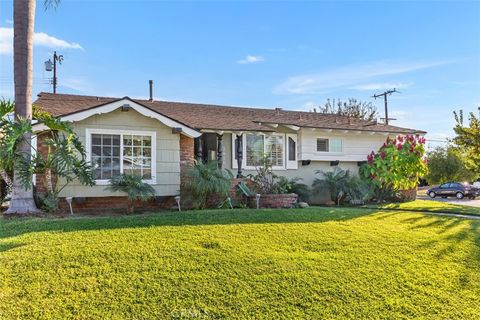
451;109;480;176
426;146;474;185
317;98;379;121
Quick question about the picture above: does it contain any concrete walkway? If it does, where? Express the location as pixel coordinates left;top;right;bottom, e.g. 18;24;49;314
420;211;480;220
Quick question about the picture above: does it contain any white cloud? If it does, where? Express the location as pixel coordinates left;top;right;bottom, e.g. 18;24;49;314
350;82;413;91
5;19;13;24
0;27;83;55
237;55;264;64
274;60;452;94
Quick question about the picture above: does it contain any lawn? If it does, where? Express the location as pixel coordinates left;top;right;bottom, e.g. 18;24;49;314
372;199;480;216
1;207;479;319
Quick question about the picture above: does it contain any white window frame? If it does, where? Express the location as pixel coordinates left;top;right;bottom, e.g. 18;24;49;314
86;128;157;185
232;132;295;170
316;137;343;154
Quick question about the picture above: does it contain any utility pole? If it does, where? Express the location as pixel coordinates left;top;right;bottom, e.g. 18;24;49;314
44;51;63;94
373;88;398;125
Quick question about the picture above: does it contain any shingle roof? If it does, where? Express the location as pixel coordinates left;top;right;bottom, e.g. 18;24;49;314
33;92;425;134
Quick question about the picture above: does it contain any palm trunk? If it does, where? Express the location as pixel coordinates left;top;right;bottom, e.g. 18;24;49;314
6;0;40;214
45;168;54;194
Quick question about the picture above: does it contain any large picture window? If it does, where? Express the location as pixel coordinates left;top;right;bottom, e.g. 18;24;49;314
87;129;156;184
245;133;284;169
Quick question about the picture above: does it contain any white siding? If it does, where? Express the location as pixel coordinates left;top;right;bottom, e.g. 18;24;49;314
57;108;181;198
298;129;392;161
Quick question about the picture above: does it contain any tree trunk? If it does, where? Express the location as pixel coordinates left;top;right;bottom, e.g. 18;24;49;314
45;168;54;194
0;169;12;189
6;0;40;214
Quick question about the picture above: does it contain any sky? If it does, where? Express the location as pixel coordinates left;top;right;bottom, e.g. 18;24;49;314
1;0;479;147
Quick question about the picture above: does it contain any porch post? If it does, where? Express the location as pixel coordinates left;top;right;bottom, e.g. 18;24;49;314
195;135;203;163
236;134;243;178
217;133;223;169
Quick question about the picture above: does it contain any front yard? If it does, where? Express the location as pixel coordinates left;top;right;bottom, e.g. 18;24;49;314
1;207;479;319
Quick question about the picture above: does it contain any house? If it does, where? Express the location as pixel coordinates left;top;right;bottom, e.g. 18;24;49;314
32;92;425;211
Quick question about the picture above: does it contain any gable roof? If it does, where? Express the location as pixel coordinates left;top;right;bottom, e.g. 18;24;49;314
33;92;426;134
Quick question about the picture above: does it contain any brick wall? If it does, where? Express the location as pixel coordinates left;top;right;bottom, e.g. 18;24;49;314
58;196;177;215
35;131;55;194
247;193;298;209
180;135;194;167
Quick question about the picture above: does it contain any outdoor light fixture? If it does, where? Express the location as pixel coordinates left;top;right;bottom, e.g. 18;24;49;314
174;196;181;211
121;104;131;112
330;160;340;166
44;59;53;72
255;194;261;209
65;197;74;215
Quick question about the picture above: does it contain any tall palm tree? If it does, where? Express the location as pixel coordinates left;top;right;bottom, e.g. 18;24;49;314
6;0;40;214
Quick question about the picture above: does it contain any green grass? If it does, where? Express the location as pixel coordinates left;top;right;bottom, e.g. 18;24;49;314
371;199;480;216
1;208;479;319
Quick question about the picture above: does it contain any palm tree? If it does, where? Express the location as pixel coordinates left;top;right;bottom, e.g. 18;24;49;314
6;0;60;214
6;0;39;214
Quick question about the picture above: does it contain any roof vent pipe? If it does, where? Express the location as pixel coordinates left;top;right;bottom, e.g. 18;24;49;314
149;80;153;101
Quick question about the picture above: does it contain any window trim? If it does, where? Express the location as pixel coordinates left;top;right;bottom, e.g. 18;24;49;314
86;128;157;185
316;137;343;154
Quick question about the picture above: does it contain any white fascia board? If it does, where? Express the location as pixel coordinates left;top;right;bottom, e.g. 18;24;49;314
283;125;300;131
32;99;202;138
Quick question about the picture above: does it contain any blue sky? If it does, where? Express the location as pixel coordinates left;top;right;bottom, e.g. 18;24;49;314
1;0;479;145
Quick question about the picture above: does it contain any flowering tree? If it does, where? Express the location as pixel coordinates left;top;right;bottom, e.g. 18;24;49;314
361;134;428;191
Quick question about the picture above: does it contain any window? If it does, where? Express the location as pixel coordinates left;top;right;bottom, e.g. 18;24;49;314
87;129;156;184
91;134;121;180
246;134;264;167
317;138;329;152
122;135;152;179
317;138;343;153
330;139;343;153
232;133;296;170
244;133;284;168
265;135;284;167
288;137;296;161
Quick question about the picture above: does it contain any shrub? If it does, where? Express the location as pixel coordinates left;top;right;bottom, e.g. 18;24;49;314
38;191;59;213
313;168;373;205
182;161;233;209
247;158;309;199
312;168;352;205
106;174;156;213
361;134;428;191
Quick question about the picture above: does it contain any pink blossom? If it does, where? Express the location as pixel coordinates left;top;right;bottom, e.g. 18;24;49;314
397;144;403;151
381;151;386;159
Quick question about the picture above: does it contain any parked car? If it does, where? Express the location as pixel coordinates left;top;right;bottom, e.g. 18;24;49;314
427;182;480;200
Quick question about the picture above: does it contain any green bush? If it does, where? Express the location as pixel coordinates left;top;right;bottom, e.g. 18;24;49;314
182;161;233;209
361;134;428;191
313;168;373;205
38;191;59;213
248;157;309;200
106;174;156;213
